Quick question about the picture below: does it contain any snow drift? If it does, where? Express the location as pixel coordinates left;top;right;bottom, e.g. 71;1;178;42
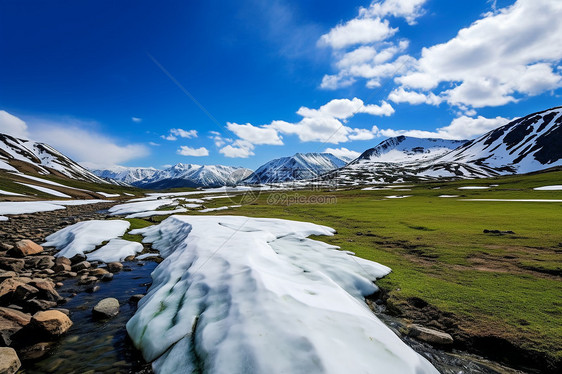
127;215;438;374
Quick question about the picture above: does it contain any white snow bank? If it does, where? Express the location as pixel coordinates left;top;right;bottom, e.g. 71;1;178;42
96;191;120;197
17;182;72;198
533;185;562;191
0;216;8;221
86;238;143;262
126;207;188;219
0;201;66;216
127;215;437;374
458;186;489;190
47;199;110;206
199;206;231;213
43;220;131;259
108;199;178;216
0;189;25;196
438;195;459;198
385;195;412;199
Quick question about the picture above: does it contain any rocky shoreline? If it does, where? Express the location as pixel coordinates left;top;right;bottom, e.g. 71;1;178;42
0;202;151;372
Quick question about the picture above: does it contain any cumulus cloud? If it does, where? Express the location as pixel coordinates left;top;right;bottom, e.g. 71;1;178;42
219;140;255;158
325;147;361;161
396;0;562;108
319;18;397;50
376;115;510;140
177;146;209;157
387;87;442;105
362;0;428;25
0;110;29;138
226;122;283;145
163;128;198;141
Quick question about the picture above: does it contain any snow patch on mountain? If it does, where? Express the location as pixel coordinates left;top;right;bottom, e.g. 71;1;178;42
245;153;347;184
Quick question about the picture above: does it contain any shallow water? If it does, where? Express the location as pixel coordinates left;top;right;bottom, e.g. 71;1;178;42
21;260;157;374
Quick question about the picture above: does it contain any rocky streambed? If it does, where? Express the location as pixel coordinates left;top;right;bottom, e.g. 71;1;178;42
0;202;534;374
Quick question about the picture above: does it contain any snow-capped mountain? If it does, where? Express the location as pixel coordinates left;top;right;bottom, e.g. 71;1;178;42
324;106;562;186
244;153;347;184
436;106;562;173
354;136;468;163
92;163;253;189
90;166;158;186
0;133;108;184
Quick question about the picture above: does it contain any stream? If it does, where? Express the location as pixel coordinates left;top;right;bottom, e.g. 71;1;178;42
19;258;525;374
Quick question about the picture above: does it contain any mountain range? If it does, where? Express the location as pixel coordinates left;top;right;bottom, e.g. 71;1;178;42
1;106;561;191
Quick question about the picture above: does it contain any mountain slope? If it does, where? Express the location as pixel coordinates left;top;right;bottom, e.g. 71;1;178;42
244;153;346;184
0;133;108;184
325;107;562;186
437;106;562;173
92;163;253;189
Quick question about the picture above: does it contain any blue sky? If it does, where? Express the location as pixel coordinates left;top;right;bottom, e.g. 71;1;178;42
1;0;561;169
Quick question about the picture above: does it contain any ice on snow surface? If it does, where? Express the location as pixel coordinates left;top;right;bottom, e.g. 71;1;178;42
127;215;438;374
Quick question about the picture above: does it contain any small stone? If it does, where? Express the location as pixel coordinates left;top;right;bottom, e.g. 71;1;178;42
0;244;14;251
86;285;100;293
101;273;113;282
92;298;119;320
55;282;63;288
53;264;71;273
29;280;61;302
30;310;73;337
129;294;144;304
69;254;86;265
124;255;135;261
71;261;91;272
8;240;43;257
17;341;54;361
89;268;109;277
106;262;123;273
0;258;25;272
0;347;21;374
407;324;454;345
54;257;71;267
25;299;58;313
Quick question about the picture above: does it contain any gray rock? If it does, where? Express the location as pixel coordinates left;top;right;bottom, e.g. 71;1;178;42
407;324;454;345
106;262;123;273
0;258;25;272
71;261;91;272
92;298;119;320
0;347;21;374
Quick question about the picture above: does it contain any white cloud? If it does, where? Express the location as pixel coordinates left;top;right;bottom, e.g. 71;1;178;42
319;18;397;49
131;117;142;123
219;140;255;158
149;142;160;146
376;115;510;140
209;131;231;147
362;0;428;25
162;128;198;141
226;122;283;145
388;87;442;105
324;147;360;161
0;110;29;138
396;0;562;108
263;98;391;144
31;122;149;168
177;146;209;157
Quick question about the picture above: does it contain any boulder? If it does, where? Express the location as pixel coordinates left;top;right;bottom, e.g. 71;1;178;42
407;324;454;345
0;279;27;301
53;263;71;273
25;256;54;270
25;299;58;313
92;298;119;320
29;280;61;302
29;310;72;337
13;284;39;302
0;259;25;272
7;240;43;258
71;261;91;272
89;268;109;277
17;341;54;361
0;308;31;327
0;347;20;374
106;262;123;273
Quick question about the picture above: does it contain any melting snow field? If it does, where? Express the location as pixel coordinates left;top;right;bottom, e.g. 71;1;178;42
458;186;490;190
127;215;438;374
16;182;72;198
43;220;132;259
0;200;109;221
533;185;562;191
